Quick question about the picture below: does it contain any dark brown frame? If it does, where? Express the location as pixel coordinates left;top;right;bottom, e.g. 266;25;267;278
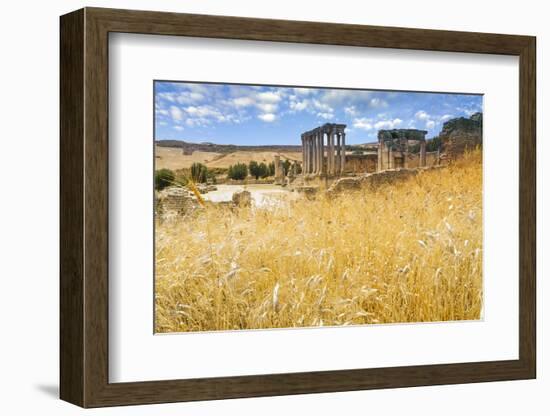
60;7;536;408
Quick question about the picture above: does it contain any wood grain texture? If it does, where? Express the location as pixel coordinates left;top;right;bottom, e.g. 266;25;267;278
59;8;84;406
59;7;537;408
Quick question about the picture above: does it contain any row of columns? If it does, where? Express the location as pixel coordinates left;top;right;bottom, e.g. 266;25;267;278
377;138;428;171
301;125;346;176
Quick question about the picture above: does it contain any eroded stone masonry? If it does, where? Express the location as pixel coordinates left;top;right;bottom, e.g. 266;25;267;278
287;114;481;193
301;123;347;176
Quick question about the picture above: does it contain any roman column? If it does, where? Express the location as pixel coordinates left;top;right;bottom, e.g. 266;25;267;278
377;138;383;172
328;129;335;175
301;134;306;173
302;136;307;174
309;135;314;174
320;131;325;174
313;132;321;174
341;131;346;174
420;141;427;167
388;144;394;169
335;132;341;174
318;132;323;174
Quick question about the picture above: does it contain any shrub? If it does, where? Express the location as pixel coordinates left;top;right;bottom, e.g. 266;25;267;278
227;163;248;180
259;162;269;178
190;162;208;183
155;168;175;190
282;159;291;176
249;161;261;179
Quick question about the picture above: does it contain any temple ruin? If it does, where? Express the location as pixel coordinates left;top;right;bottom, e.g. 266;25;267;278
301;123;347;176
377;129;428;171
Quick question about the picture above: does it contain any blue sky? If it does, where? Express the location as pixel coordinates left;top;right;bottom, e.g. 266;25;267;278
155;81;482;145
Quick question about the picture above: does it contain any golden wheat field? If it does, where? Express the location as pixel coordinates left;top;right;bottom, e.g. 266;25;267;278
155;150;482;333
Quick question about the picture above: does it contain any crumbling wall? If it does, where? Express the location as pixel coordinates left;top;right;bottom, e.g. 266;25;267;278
156;187;199;219
439;112;482;159
344;154;377;174
326;166;443;197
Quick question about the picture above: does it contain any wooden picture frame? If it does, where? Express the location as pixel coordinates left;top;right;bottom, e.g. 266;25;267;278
60;7;536;408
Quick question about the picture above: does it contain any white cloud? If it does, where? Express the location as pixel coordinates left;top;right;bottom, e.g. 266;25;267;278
170;106;184;121
232;97;255;107
353;117;374;130
258;113;277;122
317;112;334;120
440;114;453;122
313;99;333;113
415;110;430;120
257;91;281;103
290;100;309;111
426;120;436;129
257;103;278;113
369;98;388;108
173;125;184;131
374;118;402;129
184;105;221;118
158;92;176;102
293;88;313;95
344;106;357;116
321;89;371;105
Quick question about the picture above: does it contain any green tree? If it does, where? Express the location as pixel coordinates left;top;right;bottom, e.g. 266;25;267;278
282;159;291;176
258;162;269;178
268;162;275;176
426;136;442;152
190;162;208;183
154;168;175;191
249;161;261;179
227;163;248;180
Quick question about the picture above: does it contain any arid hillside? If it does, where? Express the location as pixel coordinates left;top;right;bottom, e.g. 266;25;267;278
155;145;302;170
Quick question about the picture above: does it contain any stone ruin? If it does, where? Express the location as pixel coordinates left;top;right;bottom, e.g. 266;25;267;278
377;129;428;171
273;155;285;185
301;123;347;176
155;187;199;219
439;112;482;159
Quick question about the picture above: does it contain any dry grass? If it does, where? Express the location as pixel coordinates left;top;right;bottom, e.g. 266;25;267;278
155;145;302;170
155;150;482;332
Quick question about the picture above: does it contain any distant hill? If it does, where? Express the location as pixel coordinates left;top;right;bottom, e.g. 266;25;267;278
155;144;302;171
156;139;302;155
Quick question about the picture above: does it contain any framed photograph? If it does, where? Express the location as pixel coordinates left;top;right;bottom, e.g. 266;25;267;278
60;7;536;408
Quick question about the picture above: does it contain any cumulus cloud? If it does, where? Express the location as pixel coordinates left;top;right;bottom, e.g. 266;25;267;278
415;110;430;120
439;114;453;122
290;100;309;111
258;113;277;122
353;117;374;130
426;120;436;129
256;103;278;113
321;89;371;105
344;106;357;116
232;97;255;107
317;112;334;120
293;88;313;95
369;98;388;108
257;91;282;103
374;118;402;129
170;105;184;121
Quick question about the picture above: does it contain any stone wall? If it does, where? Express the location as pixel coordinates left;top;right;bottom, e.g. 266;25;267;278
155;187;199;219
439;112;482;159
326;165;443;197
344;153;377;174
